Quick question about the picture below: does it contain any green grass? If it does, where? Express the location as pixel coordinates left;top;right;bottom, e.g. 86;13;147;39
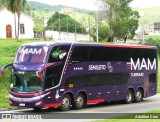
145;35;160;40
93;110;160;122
158;60;160;93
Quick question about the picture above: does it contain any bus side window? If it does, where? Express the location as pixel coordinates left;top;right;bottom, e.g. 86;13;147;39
48;46;70;63
149;73;156;83
70;46;90;64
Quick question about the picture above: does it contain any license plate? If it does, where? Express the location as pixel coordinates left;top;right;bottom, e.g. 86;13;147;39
19;103;25;106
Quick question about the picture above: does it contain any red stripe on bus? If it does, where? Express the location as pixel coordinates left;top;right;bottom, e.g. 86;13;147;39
44;103;61;108
87;99;105;104
103;44;153;49
127;66;131;70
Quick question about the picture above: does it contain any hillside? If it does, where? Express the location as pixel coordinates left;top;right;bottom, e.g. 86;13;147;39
28;1;91;15
134;7;160;27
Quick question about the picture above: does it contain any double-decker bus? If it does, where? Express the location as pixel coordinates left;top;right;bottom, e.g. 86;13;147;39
1;42;158;111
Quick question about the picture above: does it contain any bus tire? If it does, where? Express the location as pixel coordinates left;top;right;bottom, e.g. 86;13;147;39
124;89;134;104
61;94;71;111
135;89;143;102
33;108;41;111
74;93;85;109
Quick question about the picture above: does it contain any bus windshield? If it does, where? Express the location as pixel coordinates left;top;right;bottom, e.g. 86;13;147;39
11;71;43;92
14;46;48;64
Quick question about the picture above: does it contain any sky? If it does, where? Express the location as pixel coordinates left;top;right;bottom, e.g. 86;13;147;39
130;0;160;8
27;0;160;10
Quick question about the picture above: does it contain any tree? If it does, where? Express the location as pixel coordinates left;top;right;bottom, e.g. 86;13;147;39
6;0;26;40
0;0;5;7
97;0;139;42
116;10;139;42
47;12;86;34
97;0;120;42
91;22;109;42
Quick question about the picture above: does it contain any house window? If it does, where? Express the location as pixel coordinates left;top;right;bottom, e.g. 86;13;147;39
20;24;25;34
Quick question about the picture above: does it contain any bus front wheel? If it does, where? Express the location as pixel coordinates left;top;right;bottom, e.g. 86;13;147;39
74;93;85;109
135;89;143;102
33;108;41;111
125;89;134;104
61;94;71;111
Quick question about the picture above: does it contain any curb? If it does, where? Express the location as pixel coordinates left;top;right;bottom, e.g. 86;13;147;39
0;107;28;111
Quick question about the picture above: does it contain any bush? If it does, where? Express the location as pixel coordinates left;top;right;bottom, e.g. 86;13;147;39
145;38;160;57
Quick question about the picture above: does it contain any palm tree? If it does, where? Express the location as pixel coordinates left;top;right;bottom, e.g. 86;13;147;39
5;0;26;40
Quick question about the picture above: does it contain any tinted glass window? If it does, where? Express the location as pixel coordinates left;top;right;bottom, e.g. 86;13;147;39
70;46;90;64
89;46;105;61
15;46;48;64
70;46;157;63
48;45;70;63
45;64;64;89
66;73;129;88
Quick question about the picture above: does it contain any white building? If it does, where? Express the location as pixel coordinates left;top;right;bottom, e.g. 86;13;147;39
0;8;34;39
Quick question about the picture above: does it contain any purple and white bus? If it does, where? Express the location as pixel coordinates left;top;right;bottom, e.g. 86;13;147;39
1;42;158;111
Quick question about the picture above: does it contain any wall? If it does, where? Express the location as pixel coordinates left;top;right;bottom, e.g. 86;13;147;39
45;31;93;41
0;8;34;39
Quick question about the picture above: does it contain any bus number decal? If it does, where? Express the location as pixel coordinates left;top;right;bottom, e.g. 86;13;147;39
69;84;74;88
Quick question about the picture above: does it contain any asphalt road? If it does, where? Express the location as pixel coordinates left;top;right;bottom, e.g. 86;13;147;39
0;94;160;121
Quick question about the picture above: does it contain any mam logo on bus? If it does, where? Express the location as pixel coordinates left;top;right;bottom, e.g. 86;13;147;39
130;58;156;70
19;48;42;55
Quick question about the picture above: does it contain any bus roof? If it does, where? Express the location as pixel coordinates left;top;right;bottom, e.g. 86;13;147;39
73;43;156;49
21;41;72;47
21;41;156;49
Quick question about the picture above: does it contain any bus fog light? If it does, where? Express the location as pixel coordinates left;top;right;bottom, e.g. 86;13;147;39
55;94;60;99
35;101;42;106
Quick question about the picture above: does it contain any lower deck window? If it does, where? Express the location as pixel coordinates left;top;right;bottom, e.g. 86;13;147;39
66;73;129;88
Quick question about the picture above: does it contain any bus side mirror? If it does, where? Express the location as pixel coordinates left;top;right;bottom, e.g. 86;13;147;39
1;63;13;77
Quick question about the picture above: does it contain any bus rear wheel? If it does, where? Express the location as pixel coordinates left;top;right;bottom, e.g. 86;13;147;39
61;94;71;111
125;89;134;104
74;93;85;109
135;89;143;102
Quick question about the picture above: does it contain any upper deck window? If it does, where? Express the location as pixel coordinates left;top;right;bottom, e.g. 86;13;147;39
48;45;70;63
14;46;48;64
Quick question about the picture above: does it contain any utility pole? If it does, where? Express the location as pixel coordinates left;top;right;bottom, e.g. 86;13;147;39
67;17;69;33
75;18;77;41
88;13;91;41
96;10;99;42
58;13;61;40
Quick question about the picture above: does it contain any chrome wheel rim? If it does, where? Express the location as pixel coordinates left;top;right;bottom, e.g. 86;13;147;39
76;96;83;108
126;92;132;102
62;97;70;109
136;91;141;101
